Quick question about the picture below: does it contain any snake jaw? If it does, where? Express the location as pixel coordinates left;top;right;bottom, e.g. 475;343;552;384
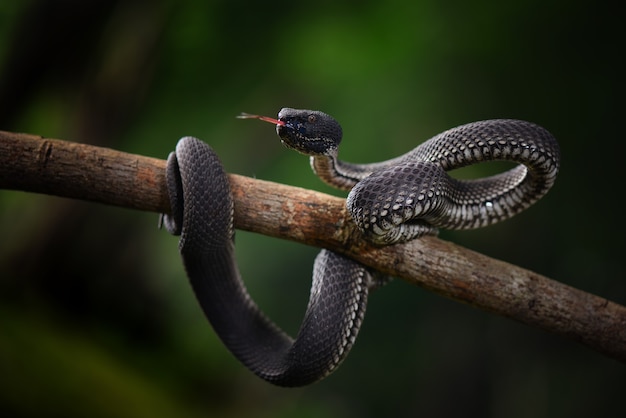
277;123;338;156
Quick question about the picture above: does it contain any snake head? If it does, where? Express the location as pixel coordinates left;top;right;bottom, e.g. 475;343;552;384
276;108;343;156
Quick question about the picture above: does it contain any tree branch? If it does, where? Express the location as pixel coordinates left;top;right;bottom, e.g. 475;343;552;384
1;130;625;363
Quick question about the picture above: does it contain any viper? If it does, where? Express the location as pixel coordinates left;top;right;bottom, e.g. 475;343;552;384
162;108;560;386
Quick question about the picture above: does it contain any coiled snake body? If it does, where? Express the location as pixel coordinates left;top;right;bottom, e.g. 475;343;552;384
163;108;560;386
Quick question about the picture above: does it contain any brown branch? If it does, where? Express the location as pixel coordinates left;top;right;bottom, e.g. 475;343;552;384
1;130;625;363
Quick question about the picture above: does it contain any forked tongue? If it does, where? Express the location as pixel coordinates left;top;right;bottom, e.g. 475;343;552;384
237;112;285;126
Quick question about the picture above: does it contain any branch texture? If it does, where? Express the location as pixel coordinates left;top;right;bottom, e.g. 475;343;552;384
1;130;625;363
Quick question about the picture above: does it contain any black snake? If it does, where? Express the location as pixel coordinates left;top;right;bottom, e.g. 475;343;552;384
162;108;560;386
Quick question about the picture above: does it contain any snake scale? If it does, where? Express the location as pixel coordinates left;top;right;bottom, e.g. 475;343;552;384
163;108;560;386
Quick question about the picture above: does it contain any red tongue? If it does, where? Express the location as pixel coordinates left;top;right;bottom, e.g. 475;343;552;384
237;112;286;126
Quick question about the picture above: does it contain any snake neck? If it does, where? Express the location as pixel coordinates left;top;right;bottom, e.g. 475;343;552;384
310;150;412;191
310;154;375;191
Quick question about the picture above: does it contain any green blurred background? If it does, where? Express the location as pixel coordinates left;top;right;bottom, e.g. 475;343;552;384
1;0;624;417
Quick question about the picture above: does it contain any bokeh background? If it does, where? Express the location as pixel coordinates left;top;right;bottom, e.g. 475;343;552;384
1;0;624;417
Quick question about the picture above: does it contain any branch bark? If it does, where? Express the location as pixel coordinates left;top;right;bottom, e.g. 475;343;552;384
1;130;625;363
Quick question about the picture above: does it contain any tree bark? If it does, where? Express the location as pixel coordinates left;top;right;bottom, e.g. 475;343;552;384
1;130;625;363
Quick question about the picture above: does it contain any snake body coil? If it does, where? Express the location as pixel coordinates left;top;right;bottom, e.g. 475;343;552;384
164;109;560;387
163;137;376;387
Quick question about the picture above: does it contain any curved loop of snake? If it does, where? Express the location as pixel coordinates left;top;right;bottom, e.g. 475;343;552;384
163;108;560;387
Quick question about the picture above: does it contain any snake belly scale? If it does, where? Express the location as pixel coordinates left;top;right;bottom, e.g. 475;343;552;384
163;108;560;386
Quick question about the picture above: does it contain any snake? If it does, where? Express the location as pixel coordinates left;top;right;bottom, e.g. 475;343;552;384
162;108;560;387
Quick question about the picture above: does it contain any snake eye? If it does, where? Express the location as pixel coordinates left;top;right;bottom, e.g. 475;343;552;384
308;114;317;123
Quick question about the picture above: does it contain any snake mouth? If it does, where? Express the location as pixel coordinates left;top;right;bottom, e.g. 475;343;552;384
276;124;306;153
236;111;295;145
236;111;305;153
